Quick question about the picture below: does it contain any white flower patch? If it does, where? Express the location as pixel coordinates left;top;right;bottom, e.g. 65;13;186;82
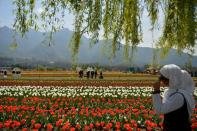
0;86;194;98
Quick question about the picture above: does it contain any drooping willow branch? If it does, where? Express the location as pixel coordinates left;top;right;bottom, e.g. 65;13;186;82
158;0;196;57
12;0;197;60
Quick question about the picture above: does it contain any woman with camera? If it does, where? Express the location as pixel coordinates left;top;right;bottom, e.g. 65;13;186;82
152;64;195;131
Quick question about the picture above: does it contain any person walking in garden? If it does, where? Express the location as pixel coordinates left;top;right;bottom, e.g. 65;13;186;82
99;69;103;79
152;64;195;131
94;68;97;79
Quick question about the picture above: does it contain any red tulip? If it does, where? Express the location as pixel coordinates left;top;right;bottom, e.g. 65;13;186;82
140;105;145;109
70;127;75;131
22;128;28;131
95;122;100;128
84;125;89;131
132;108;139;113
62;121;70;130
192;122;197;129
100;121;105;127
18;113;22;118
13;120;21;127
191;118;196;123
31;119;35;125
76;123;81;129
89;123;94;129
147;126;152;131
34;123;41;129
50;111;55;115
21;119;26;125
56;119;63;127
4;121;11;128
0;122;3;129
124;124;132;130
46;123;53;131
115;122;121;129
159;122;163;127
105;123;113;130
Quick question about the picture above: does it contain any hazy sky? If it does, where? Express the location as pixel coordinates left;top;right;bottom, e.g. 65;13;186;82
0;0;196;55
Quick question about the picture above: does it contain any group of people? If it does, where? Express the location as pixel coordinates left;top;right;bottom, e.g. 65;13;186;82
152;64;195;131
77;67;103;79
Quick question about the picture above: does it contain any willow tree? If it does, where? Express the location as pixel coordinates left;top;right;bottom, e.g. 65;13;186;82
12;0;197;61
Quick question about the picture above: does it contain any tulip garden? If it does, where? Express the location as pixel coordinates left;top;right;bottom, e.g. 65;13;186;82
0;81;197;130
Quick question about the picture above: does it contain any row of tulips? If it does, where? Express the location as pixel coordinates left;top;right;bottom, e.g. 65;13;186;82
0;80;156;87
0;86;157;98
1;85;197;97
0;86;197;130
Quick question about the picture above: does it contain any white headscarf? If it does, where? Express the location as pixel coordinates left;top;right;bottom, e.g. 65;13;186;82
160;64;195;117
181;70;195;94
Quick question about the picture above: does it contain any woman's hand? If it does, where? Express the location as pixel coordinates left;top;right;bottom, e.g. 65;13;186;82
153;81;160;92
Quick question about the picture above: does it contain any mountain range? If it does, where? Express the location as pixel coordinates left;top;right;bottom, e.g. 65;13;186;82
0;26;197;69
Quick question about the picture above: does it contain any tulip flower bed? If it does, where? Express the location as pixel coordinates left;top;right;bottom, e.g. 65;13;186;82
0;80;156;87
0;86;197;131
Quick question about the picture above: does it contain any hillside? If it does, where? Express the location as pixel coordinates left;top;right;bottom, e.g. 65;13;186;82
0;26;197;68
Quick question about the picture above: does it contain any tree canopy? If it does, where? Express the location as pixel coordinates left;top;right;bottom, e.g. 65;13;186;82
12;0;197;59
